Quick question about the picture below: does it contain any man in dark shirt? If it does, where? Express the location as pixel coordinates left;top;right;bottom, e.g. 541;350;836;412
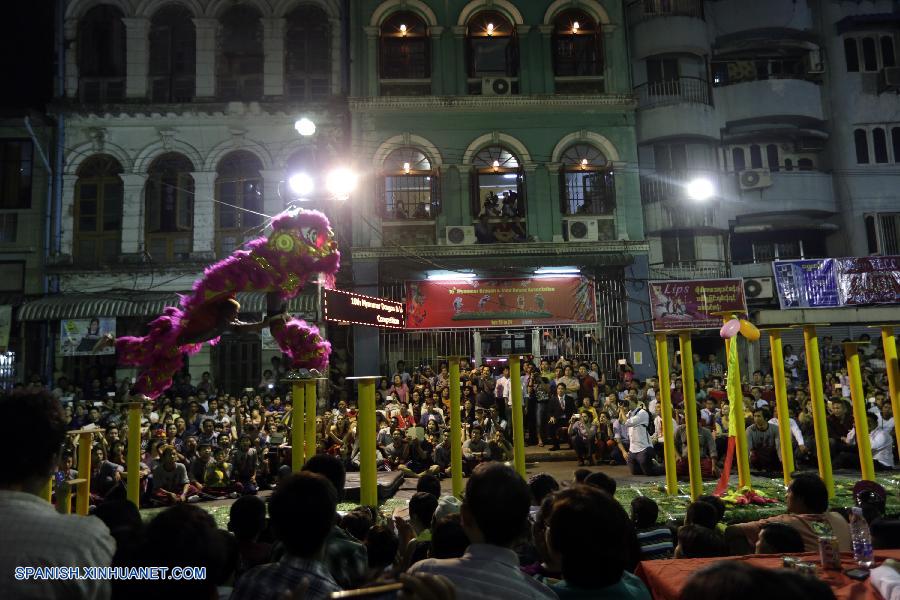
747;408;780;472
577;365;599;405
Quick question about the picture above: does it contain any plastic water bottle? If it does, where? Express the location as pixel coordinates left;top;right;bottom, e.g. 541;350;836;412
849;507;875;568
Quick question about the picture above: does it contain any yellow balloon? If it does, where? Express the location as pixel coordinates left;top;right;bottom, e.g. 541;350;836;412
739;319;760;342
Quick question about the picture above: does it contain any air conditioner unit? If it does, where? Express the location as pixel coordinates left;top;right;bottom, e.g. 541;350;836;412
738;168;773;191
806;48;825;74
744;277;774;301
482;77;512;96
563;217;600;243
879;66;900;92
444;225;476;246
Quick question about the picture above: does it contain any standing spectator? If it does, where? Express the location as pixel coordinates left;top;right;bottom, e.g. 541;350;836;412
231;473;340;600
619;400;663;476
0;390;115;599
577;365;599;404
409;463;557;599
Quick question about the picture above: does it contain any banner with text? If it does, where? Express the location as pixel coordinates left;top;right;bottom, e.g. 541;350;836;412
649;279;747;331
59;318;117;356
405;277;597;329
324;288;405;329
773;256;900;308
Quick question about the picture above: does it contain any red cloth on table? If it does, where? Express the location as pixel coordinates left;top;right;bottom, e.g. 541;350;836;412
635;550;900;600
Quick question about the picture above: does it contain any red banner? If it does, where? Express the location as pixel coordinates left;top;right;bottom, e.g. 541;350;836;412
405;277;597;329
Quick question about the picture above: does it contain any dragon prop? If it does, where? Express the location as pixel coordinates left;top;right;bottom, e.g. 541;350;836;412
115;209;340;399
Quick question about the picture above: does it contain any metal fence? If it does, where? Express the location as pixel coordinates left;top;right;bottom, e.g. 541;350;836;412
377;273;629;381
626;0;704;25
634;76;710;109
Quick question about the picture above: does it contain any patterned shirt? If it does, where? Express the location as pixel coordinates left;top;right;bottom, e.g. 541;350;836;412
324;524;368;589
230;555;340;600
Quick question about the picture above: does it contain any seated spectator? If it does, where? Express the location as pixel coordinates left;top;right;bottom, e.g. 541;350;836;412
430;514;471;560
92;499;143;564
409;463;557;599
725;473;851;554
584;471;617;497
680;561;836;600
341;509;374;543
364;525;399;581
399;492;439;569
674;418;719;478
747;408;781;472
568;411;598;466
302;454;368;589
227;495;272;575
203;446;242;498
674;524;728;558
417;473;442;499
631;497;674;560
685;501;719;530
853;480;887;523
462;427;491;475
151;445;200;506
0;390;115;600
756;522;805;554
572;468;590;484
528;473;560;515
522;494;563;586
231;473;340;600
696;495;727;533
546;485;651;599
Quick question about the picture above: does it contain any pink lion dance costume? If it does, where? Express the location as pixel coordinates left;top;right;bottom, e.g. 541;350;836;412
115;210;340;399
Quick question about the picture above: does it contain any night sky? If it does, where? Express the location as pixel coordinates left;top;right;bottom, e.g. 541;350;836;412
1;2;55;110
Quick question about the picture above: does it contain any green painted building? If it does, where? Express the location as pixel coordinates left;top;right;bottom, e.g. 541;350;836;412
346;0;653;379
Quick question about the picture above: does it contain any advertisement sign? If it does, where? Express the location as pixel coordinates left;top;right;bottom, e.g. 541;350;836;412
0;305;11;353
324;288;405;330
837;256;900;305
406;277;597;329
773;259;840;308
649;279;747;331
59;318;116;356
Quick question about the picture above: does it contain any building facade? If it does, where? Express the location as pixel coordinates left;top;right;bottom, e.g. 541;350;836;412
347;0;651;379
628;0;900;361
33;0;348;393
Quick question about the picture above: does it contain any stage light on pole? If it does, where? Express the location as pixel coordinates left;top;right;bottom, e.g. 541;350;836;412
288;172;314;197
294;118;316;137
686;177;715;202
326;167;358;200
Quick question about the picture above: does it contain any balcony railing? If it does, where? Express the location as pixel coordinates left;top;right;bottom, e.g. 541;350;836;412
640;170;718;205
635;76;710;109
649;260;730;280
79;77;126;103
149;75;195;103
627;0;704;25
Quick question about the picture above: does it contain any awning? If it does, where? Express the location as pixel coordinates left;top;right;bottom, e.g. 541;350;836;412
17;291;318;321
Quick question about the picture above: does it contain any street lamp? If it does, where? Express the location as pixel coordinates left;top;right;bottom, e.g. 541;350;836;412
294;118;316;137
325;168;358;201
288;173;315;197
686;177;715;202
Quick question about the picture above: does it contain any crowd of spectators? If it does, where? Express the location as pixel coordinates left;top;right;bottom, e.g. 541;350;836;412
6;386;900;599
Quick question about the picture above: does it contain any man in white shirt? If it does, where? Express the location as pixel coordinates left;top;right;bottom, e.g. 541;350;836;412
0;391;115;600
769;403;807;462
409;464;556;599
846;413;894;470
618;401;664;476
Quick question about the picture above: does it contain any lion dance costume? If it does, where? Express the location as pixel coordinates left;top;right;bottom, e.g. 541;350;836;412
115;210;340;399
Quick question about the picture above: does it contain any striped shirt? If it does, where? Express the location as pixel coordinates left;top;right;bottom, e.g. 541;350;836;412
409;544;557;600
635;526;675;560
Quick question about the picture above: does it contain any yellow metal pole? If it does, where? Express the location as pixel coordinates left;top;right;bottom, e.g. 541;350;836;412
448;358;464;498
877;326;900;461
844;342;875;481
655;334;678;495
291;382;305;471
803;325;834;498
351;376;379;507
767;329;794;486
304;380;318;464
59;482;73;515
678;332;703;501
126;402;142;507
76;431;93;515
509;355;526;480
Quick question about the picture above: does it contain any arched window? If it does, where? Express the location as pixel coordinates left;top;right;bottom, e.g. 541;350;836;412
78;5;126;102
217;5;263;100
215;151;263;257
285;5;331;100
552;9;602;89
731;147;746;171
75;155;123;266
149;5;196;102
766;144;779;172
882;36;896;68
146;153;194;262
749;144;763;169
862;37;877;71
380;148;439;220
559;144;614;215
380;11;430;95
854;128;870;164
873;127;889;163
467;11;518;87
471;146;524;218
844;38;859;72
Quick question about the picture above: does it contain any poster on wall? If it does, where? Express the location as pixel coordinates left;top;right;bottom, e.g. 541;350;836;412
0;305;11;353
405;277;597;329
773;259;840;309
836;256;900;306
648;279;747;331
59;318;116;356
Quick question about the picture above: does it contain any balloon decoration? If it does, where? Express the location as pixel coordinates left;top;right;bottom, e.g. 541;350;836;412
739;319;761;342
720;318;741;339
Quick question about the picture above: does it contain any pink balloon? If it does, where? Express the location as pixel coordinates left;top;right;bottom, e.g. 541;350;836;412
720;318;741;339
